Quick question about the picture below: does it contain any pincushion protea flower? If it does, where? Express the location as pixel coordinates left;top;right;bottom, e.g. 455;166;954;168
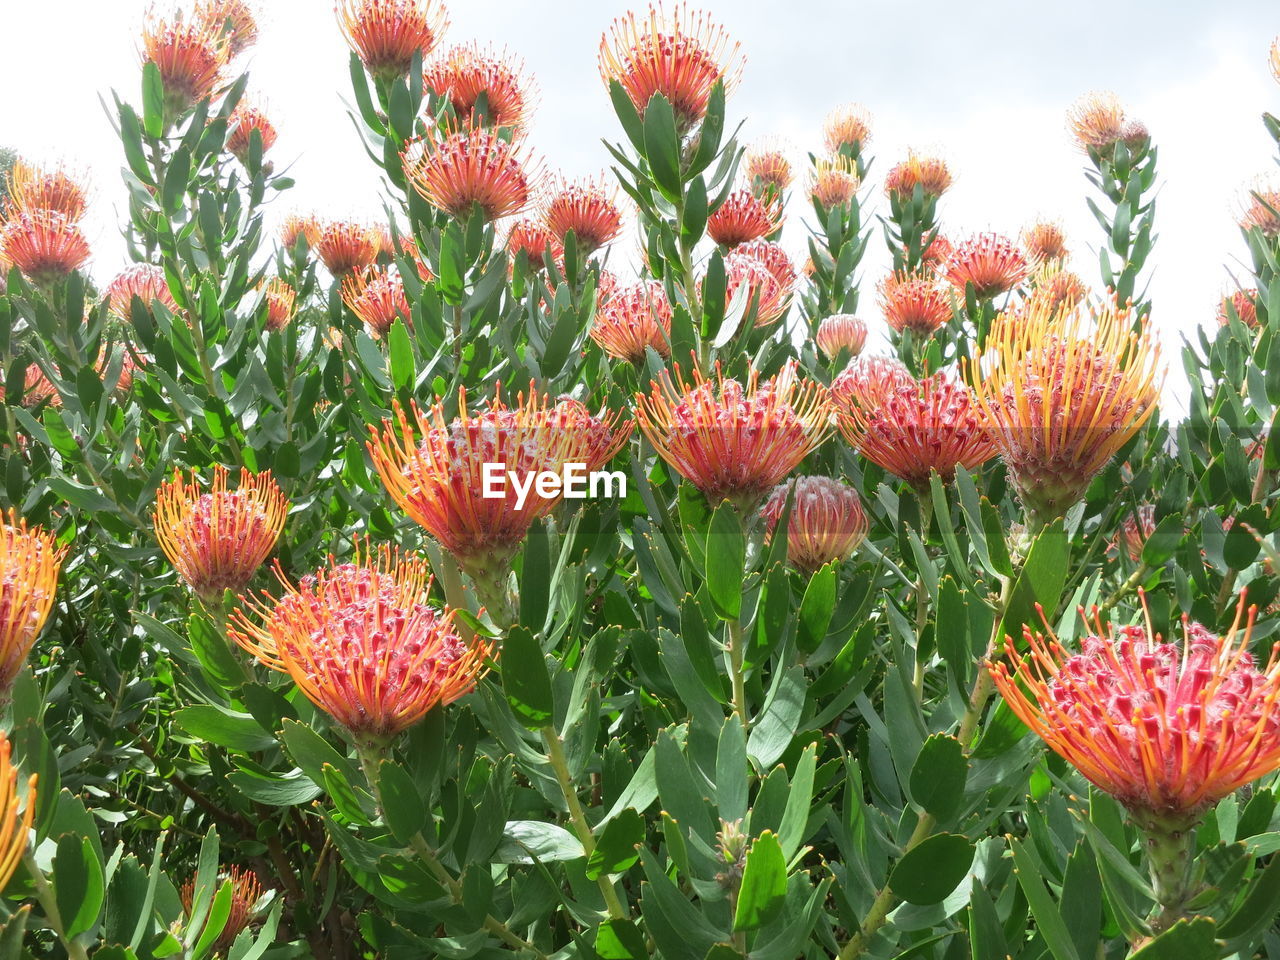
542;176;624;254
1067;91;1125;151
341;269;412;338
0;211;90;285
505;218;561;270
830;355;914;413
944;232;1029;299
590;279;672;362
760;476;868;575
314;220;378;277
280;214;319;250
1115;504;1156;562
810;155;859;210
1272;37;1280;83
141;10;230;114
878;272;952;337
1021;220;1068;264
226;104;277;162
635;362;831;511
337;0;449;83
719;250;788;328
744;139;793;193
3;161;88;221
815;315;867;361
0;734;35;892
198;0;258;58
0;512;68;706
837;372;997;489
735;239;796;297
154;466;288;605
1027;261;1088;313
181;866;264;951
972;297;1162;523
598;3;744;130
822;103;872;155
424;43;534;131
105;264;179;320
1239;180;1280;238
708;188;781;247
884;152;952;200
916;233;953;271
230;544;489;743
1217;288;1259;328
260;278;297;331
402;123;539;222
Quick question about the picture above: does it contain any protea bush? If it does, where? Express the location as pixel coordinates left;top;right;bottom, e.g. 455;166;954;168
1;1;1280;957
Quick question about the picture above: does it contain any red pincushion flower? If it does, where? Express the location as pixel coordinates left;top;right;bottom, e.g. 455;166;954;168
884;153;952;200
943;232;1029;299
337;0;449;83
280;214;319;250
823;103;873;155
1022;220;1068;264
599;3;744;130
1240;181;1280;238
878;272;952;337
3;161;88;222
760;476;868;575
0;511;68;705
736;238;796;292
815;315;867;361
542;176;624;254
341;269;412;338
260;278;297;331
837;371;997;488
718;250;788;328
424;43;534;131
1115;504;1156;563
154;466;289;604
590;279;673;362
402;124;540;222
181;866;264;951
226;104;277;162
505;218;561;270
314;220;378;276
990;601;1280;820
1218;288;1259;328
0;211;90;285
744;139;793;193
707;188;781;247
230;544;490;742
635;362;832;511
105;264;179;321
810;155;859;209
830;355;914;414
197;0;259;58
141;10;230;113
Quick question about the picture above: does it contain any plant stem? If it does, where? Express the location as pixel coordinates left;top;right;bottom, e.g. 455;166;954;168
22;849;90;960
1133;811;1199;936
540;725;627;919
727;616;749;730
452;302;463;371
1097;562;1150;616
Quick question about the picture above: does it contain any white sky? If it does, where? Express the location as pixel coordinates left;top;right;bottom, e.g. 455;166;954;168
3;0;1278;407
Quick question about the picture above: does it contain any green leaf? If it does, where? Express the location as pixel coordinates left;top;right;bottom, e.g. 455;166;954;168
54;834;104;939
387;318;414;392
733;831;787;931
888;832;974;906
493;820;584;864
188;612;245;690
607;80;646;154
1141;514;1183;566
141;62;165;138
715;717;748;824
174;706;274;753
501;625;553;728
376;760;425;845
596;917;649;960
798;562;838;653
1008;837;1082;960
586;808;643;880
642;94;683;201
280;719;359;788
1127;918;1217;960
705;502;745;620
0;908;30;960
1001;519;1069;644
908;734;968;823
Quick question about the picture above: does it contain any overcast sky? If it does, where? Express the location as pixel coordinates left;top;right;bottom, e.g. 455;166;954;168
3;0;1278;407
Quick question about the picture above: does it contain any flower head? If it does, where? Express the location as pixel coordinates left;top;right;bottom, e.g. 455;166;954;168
181;866;263;951
197;0;259;57
341;269;412;338
1067;91;1127;153
944;232;1029;299
837;371;996;488
1027;261;1088;314
154;466;288;604
280;214;319;250
402;123;539;222
314;220;378;277
599;3;744;130
830;354;914;413
1022;220;1068;264
0;734;35;892
990;599;1280;820
744;139;793;193
809;155;859;209
105;264;178;321
590;279;672;362
226;103;277;163
815;314;867;361
635;362;831;510
3;161;88;221
0;512;67;703
337;0;449;82
505;218;561;270
1115;504;1156;563
884;152;952;201
1218;288;1259;328
822;103;872;155
971;296;1163;522
542;176;624;254
760;476;868;575
230;544;489;742
878;272;952;337
260;278;297;331
1239;180;1280;238
707;188;781;247
141;10;230;114
719;249;789;327
0;211;90;285
917;233;953;271
423;43;534;131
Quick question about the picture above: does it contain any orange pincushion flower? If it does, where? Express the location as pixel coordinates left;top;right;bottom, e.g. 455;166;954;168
810;155;859;209
0;512;68;703
884;152;952;200
815;314;867;361
878;272;952;337
1067;91;1126;152
599;3;744;130
590;279;673;362
542;176;624;254
943;232;1029;298
341;269;412;338
260;278;297;331
744;139;793;193
337;0;449;82
1218;288;1259;328
915;233;953;271
423;43;534;131
822;103;873;155
760;476;868;575
635;362;831;510
181;866;263;951
314;220;378;276
226;104;277;162
0;734;35;892
1115;504;1156;563
505;218;561;270
1028;261;1088;313
1239;181;1280;238
837;371;996;489
989;599;1280;820
105;264;178;321
402;124;539;222
141;10;230;113
0;211;90;285
230;544;489;742
280;214;319;250
3;161;88;221
719;249;789;328
707;188;781;247
1272;37;1280;83
971;296;1163;522
1022;220;1068;264
830;354;914;414
2;366;61;409
154;466;288;604
736;238;796;292
197;0;259;58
